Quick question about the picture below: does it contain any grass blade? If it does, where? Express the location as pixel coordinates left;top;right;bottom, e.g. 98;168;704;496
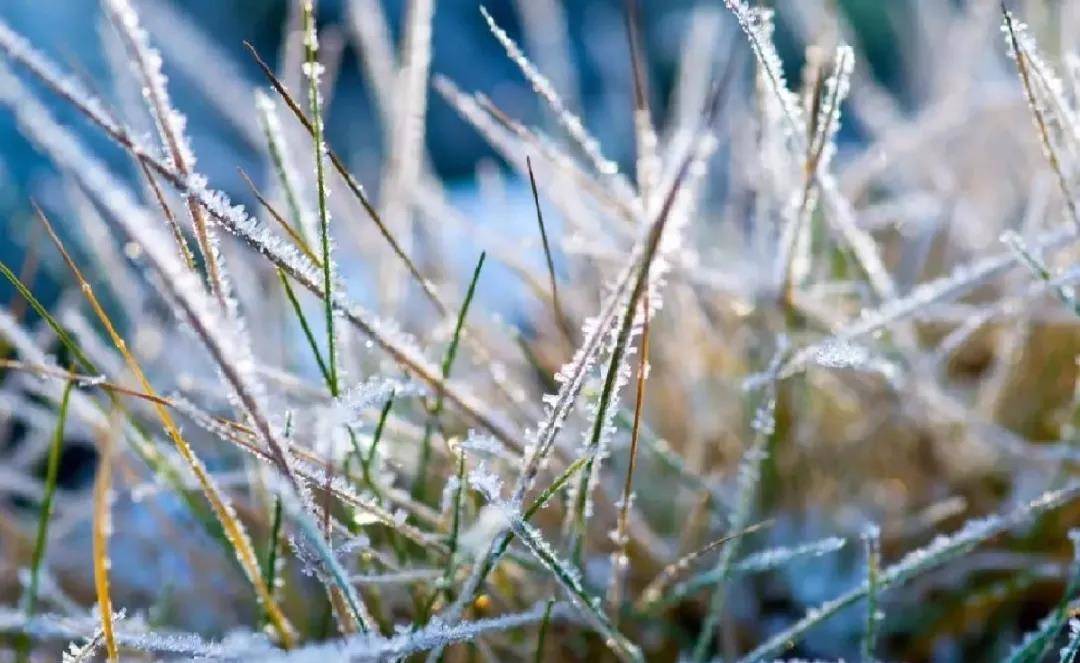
91;410;119;663
302;0;339;398
414;252;487;502
22;376;74;617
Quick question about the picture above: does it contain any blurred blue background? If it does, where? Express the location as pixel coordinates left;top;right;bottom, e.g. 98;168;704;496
0;0;902;303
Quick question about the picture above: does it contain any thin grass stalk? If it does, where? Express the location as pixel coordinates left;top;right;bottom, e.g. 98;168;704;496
623;0;661;216
691;380;776;662
91;410;119;663
0;260;94;371
1003;7;1080;230
442;70;733;635
262;495;285;615
277;267;332;386
0;249;233;556
479;5;622;181
136;156;196;271
240;168;321;267
414;252;486;502
361;391;394;484
22;377;74;617
526;155;568;336
635;521;771;610
533;598;555;663
862;526;882;662
607;292;650;618
255;89;316;248
510;516;643;663
778;46;850;304
302;0;339;397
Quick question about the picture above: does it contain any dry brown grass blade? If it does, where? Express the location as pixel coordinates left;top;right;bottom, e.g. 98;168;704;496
92;409;120;663
32;205;297;648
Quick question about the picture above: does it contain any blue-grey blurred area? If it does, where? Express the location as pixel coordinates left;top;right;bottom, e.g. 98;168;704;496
0;0;902;310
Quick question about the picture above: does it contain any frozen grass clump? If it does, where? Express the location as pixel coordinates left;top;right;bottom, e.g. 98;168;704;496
2;1;1080;660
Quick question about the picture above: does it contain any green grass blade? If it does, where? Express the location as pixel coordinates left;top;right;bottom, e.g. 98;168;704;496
302;0;338;398
277;267;331;387
0;257;94;372
414;252;487;502
23;376;74;615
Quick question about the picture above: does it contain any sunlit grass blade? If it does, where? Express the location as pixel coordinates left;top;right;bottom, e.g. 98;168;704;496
92;410;119;663
104;0;230;303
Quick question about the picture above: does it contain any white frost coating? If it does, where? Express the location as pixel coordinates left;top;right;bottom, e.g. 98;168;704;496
460;430;515;461
812;44;854;175
510;513;644;662
183;173;323;287
258;602;556;662
732;536;847;574
137;0;263;147
781;221;1080;378
467;462;504;502
1002;12;1080;155
740;483;1080;662
809;339;901;385
103;0;196;172
379;0;434;244
479;6;621;179
722;1;804;143
723;0;895;299
322;376;424;430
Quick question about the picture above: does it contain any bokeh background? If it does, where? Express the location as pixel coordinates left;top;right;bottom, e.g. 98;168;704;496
0;0;902;291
